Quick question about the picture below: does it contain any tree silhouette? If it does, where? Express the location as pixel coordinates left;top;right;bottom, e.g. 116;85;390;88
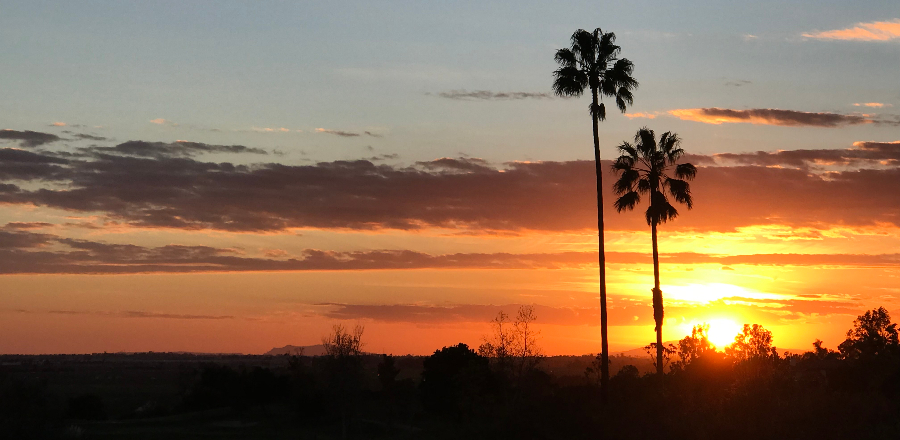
552;28;638;396
611;127;696;376
321;324;365;439
672;324;715;371
725;324;777;362
839;307;899;361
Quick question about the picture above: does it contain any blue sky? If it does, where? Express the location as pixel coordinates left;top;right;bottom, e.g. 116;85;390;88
3;0;898;164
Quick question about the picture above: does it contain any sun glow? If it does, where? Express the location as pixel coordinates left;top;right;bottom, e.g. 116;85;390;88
705;319;742;348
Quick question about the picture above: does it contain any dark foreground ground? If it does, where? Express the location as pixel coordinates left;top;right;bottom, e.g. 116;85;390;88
2;344;899;440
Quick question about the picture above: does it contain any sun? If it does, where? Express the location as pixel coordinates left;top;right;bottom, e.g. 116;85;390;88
705;319;742;348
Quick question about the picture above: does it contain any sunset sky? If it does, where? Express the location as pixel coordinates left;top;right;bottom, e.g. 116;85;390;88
2;1;900;356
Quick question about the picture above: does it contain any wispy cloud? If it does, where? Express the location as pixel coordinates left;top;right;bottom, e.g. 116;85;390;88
668;108;875;127
854;102;892;108
725;80;753;87
435;90;552;100
0;129;61;147
149;118;175;125
803;19;900;42
40;309;235;320
316;128;381;138
624;112;658;119
251;127;293;133
85;140;268;158
712;140;900;169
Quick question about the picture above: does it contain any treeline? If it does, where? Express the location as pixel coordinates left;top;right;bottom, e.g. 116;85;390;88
3;308;900;439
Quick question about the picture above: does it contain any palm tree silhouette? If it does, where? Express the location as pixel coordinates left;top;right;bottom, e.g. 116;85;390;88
553;28;638;396
611;127;696;376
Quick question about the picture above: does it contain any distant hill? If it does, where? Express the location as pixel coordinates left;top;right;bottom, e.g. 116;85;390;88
265;344;327;356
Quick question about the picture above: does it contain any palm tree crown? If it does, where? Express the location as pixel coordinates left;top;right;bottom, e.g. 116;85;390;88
612;128;697;224
552;28;638;118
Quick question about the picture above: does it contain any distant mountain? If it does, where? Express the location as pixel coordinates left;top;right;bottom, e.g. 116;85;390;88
265;344;327;356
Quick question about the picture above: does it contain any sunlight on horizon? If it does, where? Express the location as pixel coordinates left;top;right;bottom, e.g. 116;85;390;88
676;318;742;349
664;283;784;304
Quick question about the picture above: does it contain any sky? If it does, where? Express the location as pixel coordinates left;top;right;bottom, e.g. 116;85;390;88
1;1;899;355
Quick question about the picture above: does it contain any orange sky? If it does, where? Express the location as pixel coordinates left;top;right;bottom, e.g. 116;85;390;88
2;6;900;356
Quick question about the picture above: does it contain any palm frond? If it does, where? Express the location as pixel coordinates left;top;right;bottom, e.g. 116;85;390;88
554;48;577;67
552;66;587;96
615;87;633;113
675;163;697;180
613;169;640;194
666;178;693;209
659;132;683;164
616;142;639;160
637;178;651;194
614;191;640;213
610;59;637;87
597;31;620;61
646;194;679;225
600;76;618;97
572;30;597;65
635;128;656;158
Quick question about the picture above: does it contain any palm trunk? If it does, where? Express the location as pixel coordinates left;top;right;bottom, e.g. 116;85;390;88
651;216;663;376
590;87;610;401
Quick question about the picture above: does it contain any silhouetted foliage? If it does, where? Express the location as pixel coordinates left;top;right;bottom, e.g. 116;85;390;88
479;305;544;380
839;306;899;361
322;324;366;439
726;323;778;362
669;324;716;374
421;343;491;418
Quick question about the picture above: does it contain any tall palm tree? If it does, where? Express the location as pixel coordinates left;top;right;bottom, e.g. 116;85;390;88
552;28;638;397
611;127;697;376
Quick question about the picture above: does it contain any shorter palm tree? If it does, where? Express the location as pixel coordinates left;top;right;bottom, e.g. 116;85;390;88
611;127;697;376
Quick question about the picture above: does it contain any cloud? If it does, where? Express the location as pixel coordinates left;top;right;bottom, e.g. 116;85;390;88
669;108;878;127
36;309;235;320
725;80;753;87
51;122;67;127
367;153;400;161
803;19;900;42
0;230;55;249
3;227;900;275
415;157;494;173
85;140;268;158
0;148;72;181
0;129;62;148
315;297;863;326
3;134;900;233
713;140;900;169
319;303;613;326
72;133;109;141
251;127;292;133
2;222;54;230
624;112;658;119
364;131;383;138
435;90;552;100
854;103;892;108
149;118;174;125
316;128;360;137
